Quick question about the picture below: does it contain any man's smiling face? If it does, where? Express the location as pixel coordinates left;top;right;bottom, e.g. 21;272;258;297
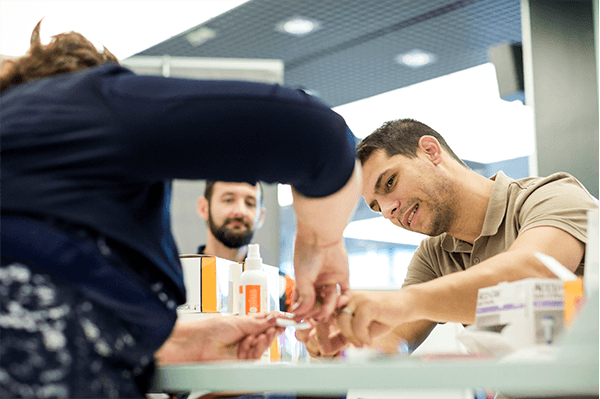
360;148;458;237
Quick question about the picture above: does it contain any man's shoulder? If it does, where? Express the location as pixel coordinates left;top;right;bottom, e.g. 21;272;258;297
510;172;584;192
510;172;597;206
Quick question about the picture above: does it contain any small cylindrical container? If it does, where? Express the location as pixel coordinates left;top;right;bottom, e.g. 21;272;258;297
228;263;242;314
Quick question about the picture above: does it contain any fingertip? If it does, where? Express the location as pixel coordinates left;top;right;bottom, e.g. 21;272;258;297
336;294;351;310
291;297;315;320
289;297;303;313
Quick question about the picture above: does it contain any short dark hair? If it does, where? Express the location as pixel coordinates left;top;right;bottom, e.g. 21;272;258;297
204;181;264;207
357;118;467;168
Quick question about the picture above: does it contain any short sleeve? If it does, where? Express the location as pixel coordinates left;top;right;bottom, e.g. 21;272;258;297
517;175;598;244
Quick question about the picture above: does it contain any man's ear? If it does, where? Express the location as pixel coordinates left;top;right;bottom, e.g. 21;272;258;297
256;207;266;229
197;196;209;221
419;136;443;165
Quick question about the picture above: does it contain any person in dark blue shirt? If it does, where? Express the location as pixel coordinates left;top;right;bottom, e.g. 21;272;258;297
1;21;360;398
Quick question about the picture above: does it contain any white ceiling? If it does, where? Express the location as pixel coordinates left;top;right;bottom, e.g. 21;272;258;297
0;0;249;59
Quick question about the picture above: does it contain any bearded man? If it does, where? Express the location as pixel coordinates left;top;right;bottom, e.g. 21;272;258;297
196;181;295;312
196;181;265;262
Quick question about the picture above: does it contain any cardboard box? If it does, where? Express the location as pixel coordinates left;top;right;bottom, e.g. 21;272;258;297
179;255;232;313
475;278;564;346
178;255;280;314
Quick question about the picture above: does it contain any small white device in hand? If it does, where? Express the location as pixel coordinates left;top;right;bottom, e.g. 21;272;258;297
276;318;311;330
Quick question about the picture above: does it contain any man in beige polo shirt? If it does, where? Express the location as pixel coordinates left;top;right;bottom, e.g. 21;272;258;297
299;118;598;356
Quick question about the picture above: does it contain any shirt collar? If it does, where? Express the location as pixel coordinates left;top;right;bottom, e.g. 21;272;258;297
441;171;512;253
482;171;512;236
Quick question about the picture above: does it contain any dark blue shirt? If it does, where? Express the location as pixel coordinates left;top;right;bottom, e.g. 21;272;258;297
1;64;356;301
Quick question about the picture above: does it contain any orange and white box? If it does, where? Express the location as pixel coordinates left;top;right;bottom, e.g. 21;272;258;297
476;278;564;346
179;255;280;315
179;254;233;313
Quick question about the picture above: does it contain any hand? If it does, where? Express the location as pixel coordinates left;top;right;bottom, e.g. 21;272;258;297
295;318;348;359
155;313;285;364
336;291;412;347
290;238;351;322
289;161;361;322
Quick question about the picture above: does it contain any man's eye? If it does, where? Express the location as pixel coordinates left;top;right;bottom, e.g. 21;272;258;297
386;176;395;189
246;202;256;208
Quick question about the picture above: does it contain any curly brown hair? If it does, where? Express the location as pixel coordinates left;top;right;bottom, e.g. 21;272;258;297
0;19;119;93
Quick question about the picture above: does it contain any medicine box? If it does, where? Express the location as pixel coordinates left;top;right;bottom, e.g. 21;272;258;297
475;278;564;346
178;255;280;314
179;254;230;313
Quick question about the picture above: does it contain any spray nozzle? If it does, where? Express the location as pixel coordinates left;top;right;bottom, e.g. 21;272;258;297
248;244;261;259
245;244;262;270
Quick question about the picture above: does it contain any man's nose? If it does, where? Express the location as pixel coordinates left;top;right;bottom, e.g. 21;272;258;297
381;199;398;220
231;200;248;217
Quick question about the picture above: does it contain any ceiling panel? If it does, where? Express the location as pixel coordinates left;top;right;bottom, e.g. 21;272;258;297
135;0;521;107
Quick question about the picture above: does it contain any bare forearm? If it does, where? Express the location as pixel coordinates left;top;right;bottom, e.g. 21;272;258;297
406;249;555;324
155;322;190;365
408;225;586;324
334;228;582;349
293;161;361;247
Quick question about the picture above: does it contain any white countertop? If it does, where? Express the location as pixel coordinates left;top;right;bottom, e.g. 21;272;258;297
151;291;599;397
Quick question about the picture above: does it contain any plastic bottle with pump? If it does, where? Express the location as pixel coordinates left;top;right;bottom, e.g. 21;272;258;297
239;244;270;362
239;244;268;315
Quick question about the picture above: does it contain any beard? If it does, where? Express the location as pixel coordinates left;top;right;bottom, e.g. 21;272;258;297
415;174;459;237
208;213;255;249
424;198;458;237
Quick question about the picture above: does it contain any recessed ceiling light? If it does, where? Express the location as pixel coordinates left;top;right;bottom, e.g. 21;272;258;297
395;49;437;68
276;17;320;36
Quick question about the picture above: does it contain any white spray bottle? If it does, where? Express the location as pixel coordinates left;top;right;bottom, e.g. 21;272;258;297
239;244;268;315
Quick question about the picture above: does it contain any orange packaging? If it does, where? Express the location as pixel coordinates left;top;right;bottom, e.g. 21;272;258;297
201;256;219;312
270;336;281;362
563;278;584;328
179;254;225;313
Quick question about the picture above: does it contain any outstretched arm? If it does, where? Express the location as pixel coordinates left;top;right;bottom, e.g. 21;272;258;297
155;313;285;364
290;161;362;321
336;226;584;346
